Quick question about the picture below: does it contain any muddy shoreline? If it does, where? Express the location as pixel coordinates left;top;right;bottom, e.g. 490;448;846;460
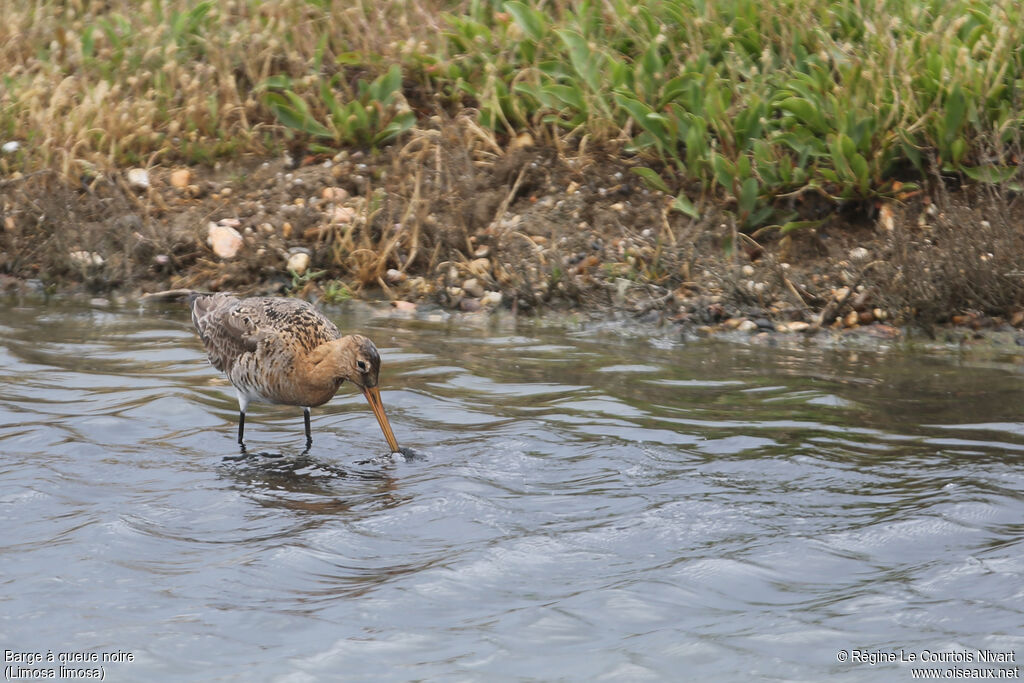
2;139;1023;347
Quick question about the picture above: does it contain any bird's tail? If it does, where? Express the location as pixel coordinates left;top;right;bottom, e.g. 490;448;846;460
140;288;204;305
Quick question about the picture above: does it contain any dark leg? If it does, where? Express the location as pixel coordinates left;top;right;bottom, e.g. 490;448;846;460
303;407;312;448
238;411;246;445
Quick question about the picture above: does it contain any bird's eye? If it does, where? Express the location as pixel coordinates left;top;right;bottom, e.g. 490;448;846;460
357;360;368;373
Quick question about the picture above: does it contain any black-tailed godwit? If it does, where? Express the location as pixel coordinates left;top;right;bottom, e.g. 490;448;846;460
189;293;400;452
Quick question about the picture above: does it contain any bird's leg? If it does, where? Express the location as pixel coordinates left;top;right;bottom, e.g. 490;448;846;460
303;407;312;449
236;390;250;449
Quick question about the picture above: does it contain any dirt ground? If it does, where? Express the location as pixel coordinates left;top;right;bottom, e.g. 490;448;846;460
2;127;1024;342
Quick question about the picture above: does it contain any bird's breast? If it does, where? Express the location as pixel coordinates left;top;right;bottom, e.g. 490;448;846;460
229;358;341;408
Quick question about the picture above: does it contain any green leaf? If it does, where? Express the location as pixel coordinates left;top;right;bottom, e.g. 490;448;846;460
828;134;854;180
614;94;668;145
262;74;292;90
898;130;924;174
504;1;545;42
545;84;585;111
82;25;95;58
711;151;735;189
961;165;1018;183
951;137;966;165
265;92;332;138
738;177;758;216
630;167;670;193
672;192;700;219
556;29;600;91
778;96;827;134
372;111;416;145
377;65;403;101
943;84;967;145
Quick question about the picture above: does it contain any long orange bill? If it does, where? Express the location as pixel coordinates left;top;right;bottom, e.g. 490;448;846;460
361;386;401;453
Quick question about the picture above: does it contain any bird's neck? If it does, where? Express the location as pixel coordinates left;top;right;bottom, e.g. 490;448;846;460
298;337;355;402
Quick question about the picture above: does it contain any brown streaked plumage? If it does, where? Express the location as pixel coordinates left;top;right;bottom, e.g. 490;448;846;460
189;292;400;452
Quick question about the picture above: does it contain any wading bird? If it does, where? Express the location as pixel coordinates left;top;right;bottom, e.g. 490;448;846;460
189;293;400;452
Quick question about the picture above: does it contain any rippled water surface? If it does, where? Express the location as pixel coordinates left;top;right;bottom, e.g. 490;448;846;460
1;300;1022;681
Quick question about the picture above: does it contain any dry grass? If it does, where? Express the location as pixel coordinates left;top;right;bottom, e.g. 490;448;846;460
2;0;1024;326
0;0;446;174
872;187;1024;327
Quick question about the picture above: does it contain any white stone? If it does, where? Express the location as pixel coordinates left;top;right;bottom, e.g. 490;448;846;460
207;222;243;259
286;251;310;275
127;168;149;190
69;250;103;267
481;291;503;306
462;277;485;298
848;247;870;262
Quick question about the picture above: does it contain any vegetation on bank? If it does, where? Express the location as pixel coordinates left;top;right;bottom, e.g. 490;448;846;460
2;1;1024;330
2;0;1022;228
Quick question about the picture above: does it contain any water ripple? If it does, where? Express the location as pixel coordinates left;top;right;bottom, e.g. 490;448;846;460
0;302;1022;680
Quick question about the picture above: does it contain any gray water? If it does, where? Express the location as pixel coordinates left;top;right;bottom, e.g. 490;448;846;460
0;299;1022;682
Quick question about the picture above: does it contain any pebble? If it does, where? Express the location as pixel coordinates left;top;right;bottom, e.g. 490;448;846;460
391;300;417;313
737;319;758;333
127;168;150;190
1;141;20;154
473;245;490;258
69;250;104;267
217;217;241;227
741;264;755;276
207;222;243;259
778;321;810;333
844;310;860;327
481;290;503;307
286;251;310;275
469;258;491;277
385;268;407;284
322;187;349;201
879;203;895;231
462;278;485;298
754;318;775;331
509;132;534;150
332;206;355;224
498;215;521;230
169;168;191;188
849;246;870;262
459;298;481;312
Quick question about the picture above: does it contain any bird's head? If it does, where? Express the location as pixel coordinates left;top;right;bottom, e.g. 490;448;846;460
335;334;381;389
328;335;399;453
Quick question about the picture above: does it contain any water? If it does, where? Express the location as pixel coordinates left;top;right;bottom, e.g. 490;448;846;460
1;299;1022;681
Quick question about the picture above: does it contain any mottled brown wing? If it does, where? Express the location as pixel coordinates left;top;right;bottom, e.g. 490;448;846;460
235;297;341;353
190;293;259;373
